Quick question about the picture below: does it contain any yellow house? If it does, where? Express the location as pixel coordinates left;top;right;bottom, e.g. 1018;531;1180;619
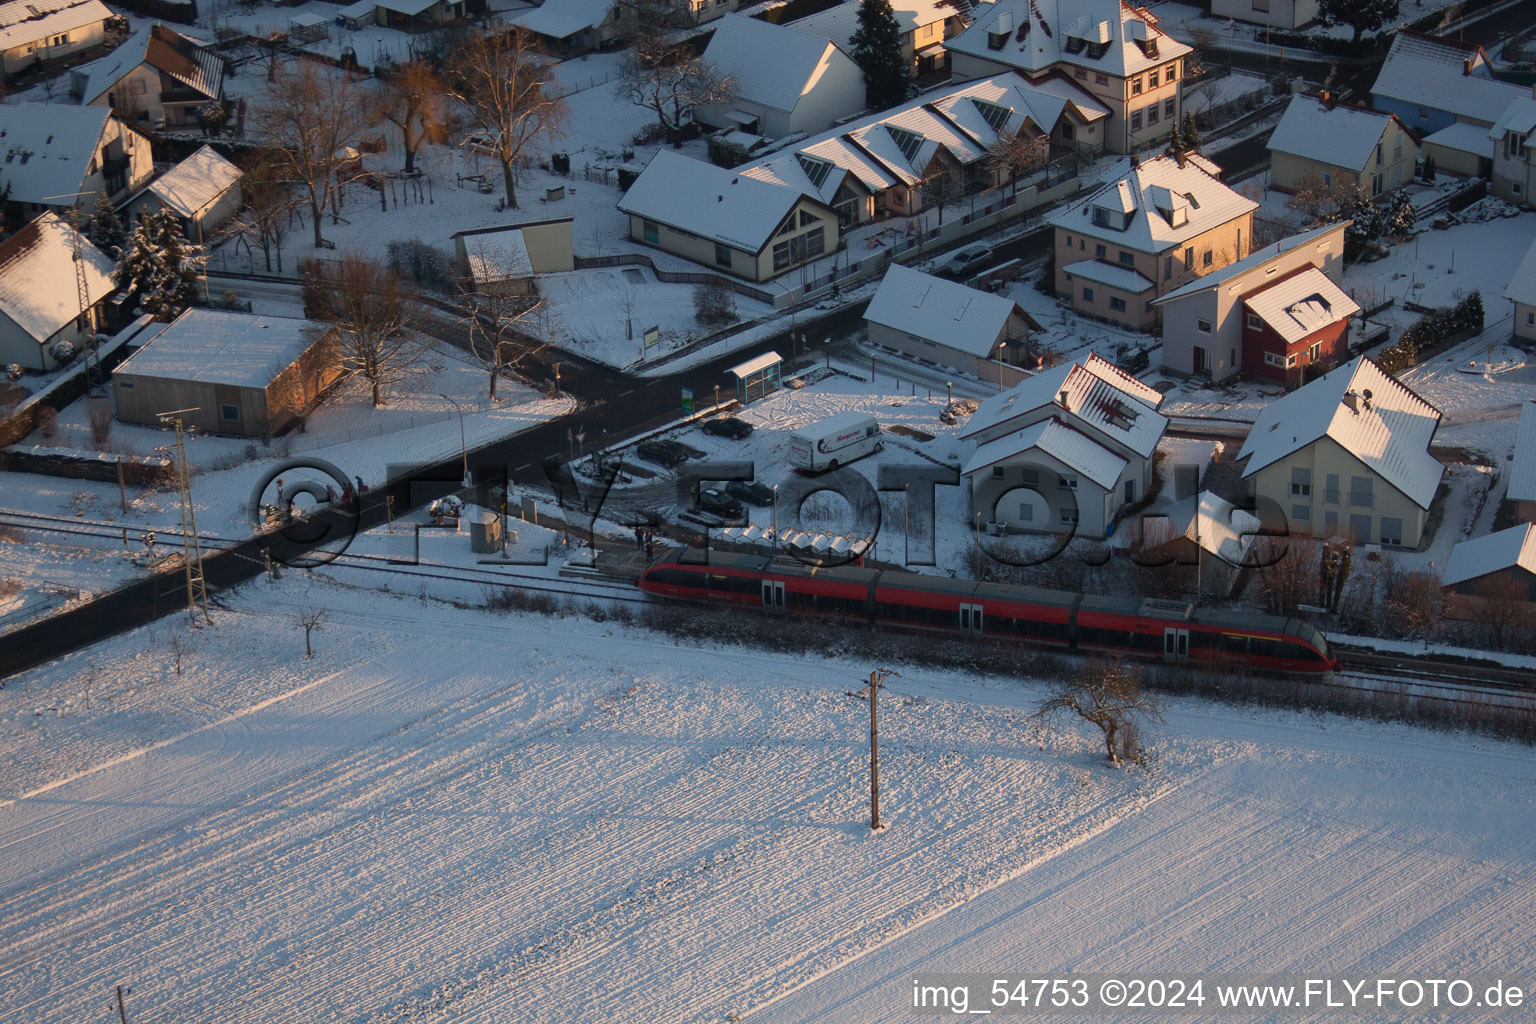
0;0;112;74
1267;94;1419;196
1237;356;1445;548
1051;152;1257;330
618;150;839;283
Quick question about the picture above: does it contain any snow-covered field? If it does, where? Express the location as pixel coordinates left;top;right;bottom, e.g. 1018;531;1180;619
1;582;1532;1024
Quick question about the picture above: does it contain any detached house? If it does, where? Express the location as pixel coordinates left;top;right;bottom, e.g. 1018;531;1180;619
864;263;1041;380
787;0;971;77
0;103;153;222
618;149;839;282
1237;356;1444;547
1489;95;1536;205
1267;94;1418;196
698;14;866;139
1156;222;1349;383
948;0;1190;154
1506;237;1536;343
959;352;1167;536
0;0;113;74
0;213;116;372
70;24;225;130
1051;152;1258;330
509;0;627;51
1370;32;1526;136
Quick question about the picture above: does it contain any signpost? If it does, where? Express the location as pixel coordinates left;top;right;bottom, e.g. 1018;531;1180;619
680;387;694;415
643;325;660;349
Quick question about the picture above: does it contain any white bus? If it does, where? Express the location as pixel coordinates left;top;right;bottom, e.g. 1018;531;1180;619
789;412;883;472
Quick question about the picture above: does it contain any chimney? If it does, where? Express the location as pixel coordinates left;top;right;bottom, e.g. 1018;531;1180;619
1342;391;1359;414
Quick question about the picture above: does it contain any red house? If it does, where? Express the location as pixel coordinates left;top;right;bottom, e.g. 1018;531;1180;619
1240;266;1360;388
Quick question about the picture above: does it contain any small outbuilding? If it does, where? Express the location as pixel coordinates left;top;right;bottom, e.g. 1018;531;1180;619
1139;491;1262;598
1441;523;1536;618
1509;400;1536;522
112;310;343;438
126;146;244;244
727;350;783;405
864;264;1041;383
451;217;575;296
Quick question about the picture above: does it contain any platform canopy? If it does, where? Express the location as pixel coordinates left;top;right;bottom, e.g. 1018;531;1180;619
727;350;783;405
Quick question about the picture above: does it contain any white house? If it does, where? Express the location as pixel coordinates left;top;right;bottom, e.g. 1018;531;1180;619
959;352;1168;536
1210;0;1316;30
0;0;113;74
1266;94;1418;196
124;145;243;243
0;213;116;372
1237;356;1444;547
1489;95;1536;205
1155;222;1350;382
0;103;154;218
946;0;1191;154
1507;237;1536;344
70;24;225;130
864;263;1041;378
698;14;866;139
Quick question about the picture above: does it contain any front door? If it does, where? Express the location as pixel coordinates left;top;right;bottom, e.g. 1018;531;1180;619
1193;346;1207;374
1163;627;1189;662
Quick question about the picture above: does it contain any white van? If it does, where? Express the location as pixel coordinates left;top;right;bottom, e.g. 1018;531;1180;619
789;411;883;472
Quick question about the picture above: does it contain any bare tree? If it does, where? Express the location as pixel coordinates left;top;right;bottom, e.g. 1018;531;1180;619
614;27;734;146
295;606;327;658
448;28;567;210
252;60;377;249
919;168;963;226
986;130;1049;200
617;288;638;341
1386;569;1444;645
1034;658;1162;765
1479;576;1533;651
378;60;450;174
1254;536;1317;616
167;627;187;676
1185;24;1216;77
233;153;294;273
457;246;548;401
311;253;432;406
693;279;736;326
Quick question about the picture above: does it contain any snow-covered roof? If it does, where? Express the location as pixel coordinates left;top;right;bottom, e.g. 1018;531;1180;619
289;11;328;27
739;72;1103;198
728;350;783;377
963;417;1128;491
1490;95;1536;141
0;0;111;50
1442;523;1536;586
1421;120;1496;157
1237;356;1444;509
1505;237;1536;308
865;264;1035;357
1062;258;1154;293
1146;491;1262;565
147;145;242;219
463;229;531;283
0;212;114;345
114;310;329;389
1266;95;1399;173
338;0;377;18
618;149;816;252
0;102;115;206
792;409;877;437
702;14;853;115
1241;266;1361;345
1370;31;1525;127
787;0;959;46
961;352;1166;458
1048;153;1258;255
1511;400;1536;504
948;0;1189;79
72;24;223;107
1154;222;1346;304
511;0;614;39
374;0;445;15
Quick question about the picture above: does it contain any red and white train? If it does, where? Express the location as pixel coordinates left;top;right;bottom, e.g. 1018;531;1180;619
638;548;1337;675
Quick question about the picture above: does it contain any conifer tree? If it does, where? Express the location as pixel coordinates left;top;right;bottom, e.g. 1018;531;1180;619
116;207;205;320
851;0;908;111
87;192;126;259
1179;112;1201;152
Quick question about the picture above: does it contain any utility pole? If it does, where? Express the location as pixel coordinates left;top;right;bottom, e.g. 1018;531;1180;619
116;455;127;513
866;668;897;830
155;409;211;626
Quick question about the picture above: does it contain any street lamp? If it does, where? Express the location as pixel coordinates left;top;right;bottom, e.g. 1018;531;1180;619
553;362;561;396
439;393;469;487
945;381;953;409
772;484;778;538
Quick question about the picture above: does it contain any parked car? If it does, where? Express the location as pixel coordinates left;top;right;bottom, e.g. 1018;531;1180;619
636;439;690;468
701;416;755;440
675;440;709;459
1116;347;1150;374
938;244;993;279
726;480;774;506
696;487;745;520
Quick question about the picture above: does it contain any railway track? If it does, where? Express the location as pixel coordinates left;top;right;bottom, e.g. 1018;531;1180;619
1335;648;1536;693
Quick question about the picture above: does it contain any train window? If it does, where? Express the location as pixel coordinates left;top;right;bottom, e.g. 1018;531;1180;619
1248;638;1282;660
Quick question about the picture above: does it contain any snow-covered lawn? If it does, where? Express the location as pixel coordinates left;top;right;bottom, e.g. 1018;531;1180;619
0;582;1531;1024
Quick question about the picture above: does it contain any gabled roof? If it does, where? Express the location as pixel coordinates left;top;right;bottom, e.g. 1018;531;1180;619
1062;258;1154;293
1241;266;1360;345
703;14;856;115
1511;400;1536;504
1421;120;1495;157
0;102;114;206
864;264;1038;357
962;416;1128;490
146;145;242;219
1267;95;1405;173
1237;356;1444;509
947;0;1189;79
72;24;223;107
0;0;111;50
511;0;614;39
961;351;1166;457
1146;490;1262;564
1370;31;1525;127
1506;237;1536;308
787;0;962;45
0;212;115;345
1488;95;1536;142
1442;523;1536;587
1048;153;1258;255
114;310;325;389
618;149;820;252
1154;221;1346;305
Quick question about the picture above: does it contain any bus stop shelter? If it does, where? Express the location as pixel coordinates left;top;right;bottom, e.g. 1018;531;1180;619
727;351;783;405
